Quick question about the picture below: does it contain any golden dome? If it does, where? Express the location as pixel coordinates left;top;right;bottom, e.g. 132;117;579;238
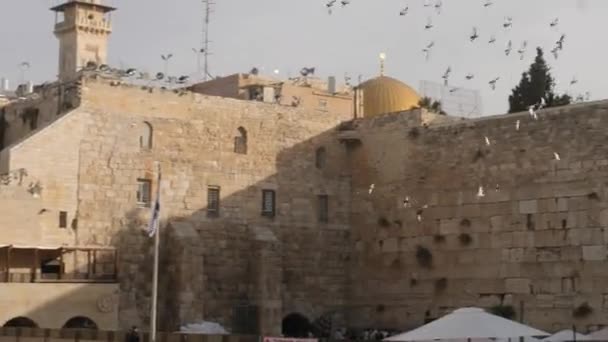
359;76;421;117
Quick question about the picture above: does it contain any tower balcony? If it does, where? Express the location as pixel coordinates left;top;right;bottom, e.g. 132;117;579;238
54;18;112;34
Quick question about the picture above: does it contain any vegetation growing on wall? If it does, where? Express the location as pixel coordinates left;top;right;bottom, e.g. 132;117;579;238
458;233;473;246
573;303;593;318
434;278;447;293
416;245;433;268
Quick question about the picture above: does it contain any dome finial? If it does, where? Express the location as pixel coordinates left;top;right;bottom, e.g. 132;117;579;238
379;52;386;76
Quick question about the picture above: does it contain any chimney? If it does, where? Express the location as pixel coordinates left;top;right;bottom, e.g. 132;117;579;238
0;78;8;92
327;76;336;94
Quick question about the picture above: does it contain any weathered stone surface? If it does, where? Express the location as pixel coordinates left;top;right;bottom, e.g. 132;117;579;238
582;245;607;261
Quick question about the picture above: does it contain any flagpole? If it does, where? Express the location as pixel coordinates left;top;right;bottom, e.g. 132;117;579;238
150;162;161;342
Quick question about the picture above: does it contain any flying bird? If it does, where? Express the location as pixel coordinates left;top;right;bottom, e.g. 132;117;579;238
422;41;435;61
488;35;496;44
161;54;173;61
155;72;165;80
449;87;459;94
423;0;431;7
369;184;375;195
556;34;566;50
177;75;190;84
517;41;528;60
470;27;479;42
528;105;538;120
554;152;561;161
505;40;513;56
489;77;499;90
550;46;560;59
399;6;409;15
550;18;559;28
425;17;434;30
483;0;493;7
477;186;486;198
485;136;491;146
570;77;578;85
434;0;443;14
465;73;475;80
340;0;350;6
441;66;451;86
503;17;513;29
326;0;336;14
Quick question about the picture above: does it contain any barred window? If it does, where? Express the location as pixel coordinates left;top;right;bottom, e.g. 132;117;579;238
261;190;276;217
207;186;220;217
318;195;329;223
136;179;152;207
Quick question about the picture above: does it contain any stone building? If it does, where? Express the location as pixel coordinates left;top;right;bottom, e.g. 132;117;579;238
2;0;608;336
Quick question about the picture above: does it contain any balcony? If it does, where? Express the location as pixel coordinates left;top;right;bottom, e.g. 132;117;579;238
0;246;119;329
0;246;118;284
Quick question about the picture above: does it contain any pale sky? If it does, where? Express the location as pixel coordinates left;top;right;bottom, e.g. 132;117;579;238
1;0;606;115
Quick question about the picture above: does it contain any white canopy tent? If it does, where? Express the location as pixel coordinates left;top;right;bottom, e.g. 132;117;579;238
385;308;549;341
542;330;592;342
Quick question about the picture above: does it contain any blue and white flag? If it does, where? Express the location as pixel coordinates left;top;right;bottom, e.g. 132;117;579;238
146;169;161;237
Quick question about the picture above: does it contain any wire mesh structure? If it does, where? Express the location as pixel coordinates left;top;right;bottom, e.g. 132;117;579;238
419;80;483;118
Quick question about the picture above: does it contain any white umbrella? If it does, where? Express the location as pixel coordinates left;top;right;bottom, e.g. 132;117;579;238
589;328;608;341
543;330;592;342
587;328;608;341
385;307;549;341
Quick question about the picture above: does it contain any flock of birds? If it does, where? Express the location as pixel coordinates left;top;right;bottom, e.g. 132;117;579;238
325;0;576;94
326;0;593;222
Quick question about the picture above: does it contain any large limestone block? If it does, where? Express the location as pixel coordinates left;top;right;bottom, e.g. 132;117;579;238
582;245;607;261
519;200;538;214
505;278;531;294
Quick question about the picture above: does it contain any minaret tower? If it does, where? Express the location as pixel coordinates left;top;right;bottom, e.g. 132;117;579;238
51;0;116;81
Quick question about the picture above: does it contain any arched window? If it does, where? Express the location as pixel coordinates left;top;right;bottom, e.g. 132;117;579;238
315;147;326;169
3;317;38;328
234;127;248;154
139;122;153;150
63;316;98;330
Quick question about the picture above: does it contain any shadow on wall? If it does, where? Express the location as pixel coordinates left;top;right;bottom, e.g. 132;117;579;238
2;120;357;335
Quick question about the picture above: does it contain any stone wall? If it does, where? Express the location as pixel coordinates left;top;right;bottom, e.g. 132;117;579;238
0;80;81;150
0;283;119;330
1;77;353;333
346;102;608;332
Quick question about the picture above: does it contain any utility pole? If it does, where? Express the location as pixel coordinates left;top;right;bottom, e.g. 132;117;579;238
202;0;215;81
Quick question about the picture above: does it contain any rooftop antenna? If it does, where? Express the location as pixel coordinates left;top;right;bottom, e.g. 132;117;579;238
18;62;30;85
201;0;215;81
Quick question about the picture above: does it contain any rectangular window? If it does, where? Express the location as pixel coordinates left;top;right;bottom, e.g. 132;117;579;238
136;179;152;207
59;211;68;228
261;190;276;217
207;186;220;217
318;195;329;223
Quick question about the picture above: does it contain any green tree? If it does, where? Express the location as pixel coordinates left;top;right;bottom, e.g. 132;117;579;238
418;96;447;115
508;47;571;113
